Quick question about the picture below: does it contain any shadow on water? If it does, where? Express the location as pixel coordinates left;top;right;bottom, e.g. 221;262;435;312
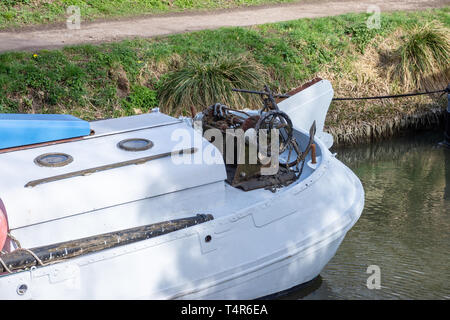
259;276;323;300
282;130;450;300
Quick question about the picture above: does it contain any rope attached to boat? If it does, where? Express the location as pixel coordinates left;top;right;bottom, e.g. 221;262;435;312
0;240;48;274
332;86;449;101
14;248;48;267
235;85;449;102
8;232;22;249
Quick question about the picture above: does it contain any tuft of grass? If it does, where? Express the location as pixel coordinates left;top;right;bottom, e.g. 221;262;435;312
393;22;450;90
158;56;267;115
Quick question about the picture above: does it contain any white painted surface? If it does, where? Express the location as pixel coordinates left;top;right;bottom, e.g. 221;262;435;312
11;181;226;248
89;112;181;137
0;114;226;229
0;106;365;299
0;127;364;299
278;79;334;148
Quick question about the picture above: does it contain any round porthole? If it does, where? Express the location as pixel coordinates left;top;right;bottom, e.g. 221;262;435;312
34;153;73;167
117;138;153;152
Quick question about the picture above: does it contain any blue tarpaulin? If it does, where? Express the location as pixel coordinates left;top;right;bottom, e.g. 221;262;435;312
0;114;91;149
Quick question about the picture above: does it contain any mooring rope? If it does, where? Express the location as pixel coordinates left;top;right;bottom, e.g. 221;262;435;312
0;234;26;273
234;85;449;102
332;87;449;101
0;242;50;274
13;248;48;267
7;232;22;249
0;247;49;274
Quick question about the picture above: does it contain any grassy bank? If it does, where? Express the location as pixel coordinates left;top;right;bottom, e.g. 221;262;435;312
0;8;449;145
0;0;297;30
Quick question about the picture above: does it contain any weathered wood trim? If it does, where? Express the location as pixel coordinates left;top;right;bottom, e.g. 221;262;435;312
0;134;88;154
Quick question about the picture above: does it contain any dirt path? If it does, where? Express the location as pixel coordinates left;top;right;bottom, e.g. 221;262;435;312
0;0;447;53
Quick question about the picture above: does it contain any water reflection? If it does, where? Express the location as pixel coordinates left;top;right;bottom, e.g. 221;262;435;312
292;131;450;299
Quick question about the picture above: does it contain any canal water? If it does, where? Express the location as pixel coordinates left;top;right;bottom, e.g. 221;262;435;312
286;130;450;300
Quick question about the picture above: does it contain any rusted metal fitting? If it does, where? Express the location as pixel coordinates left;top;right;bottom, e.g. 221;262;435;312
311;144;317;164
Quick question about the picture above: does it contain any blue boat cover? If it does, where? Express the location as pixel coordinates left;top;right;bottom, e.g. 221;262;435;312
0;114;91;150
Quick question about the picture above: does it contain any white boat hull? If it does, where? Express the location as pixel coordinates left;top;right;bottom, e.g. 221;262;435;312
0;79;364;299
0;155;363;299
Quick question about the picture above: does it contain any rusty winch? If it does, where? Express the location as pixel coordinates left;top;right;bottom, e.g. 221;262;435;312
194;85;316;192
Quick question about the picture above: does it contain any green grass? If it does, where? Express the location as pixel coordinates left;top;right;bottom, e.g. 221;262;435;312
158;56;267;114
0;8;448;122
0;0;298;30
393;22;450;91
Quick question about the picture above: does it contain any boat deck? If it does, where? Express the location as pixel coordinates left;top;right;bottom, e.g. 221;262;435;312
2;113;321;249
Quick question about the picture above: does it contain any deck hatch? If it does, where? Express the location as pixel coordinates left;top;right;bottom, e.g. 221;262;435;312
34;153;73;167
117;138;153;151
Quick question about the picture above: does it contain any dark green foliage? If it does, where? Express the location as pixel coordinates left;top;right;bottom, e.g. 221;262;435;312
158;57;266;115
122;86;158;112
